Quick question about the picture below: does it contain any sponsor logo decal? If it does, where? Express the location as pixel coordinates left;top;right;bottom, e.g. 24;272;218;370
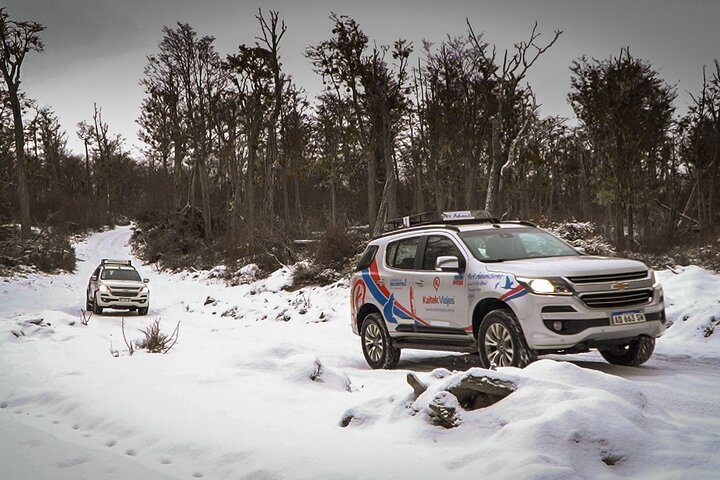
422;295;456;306
433;276;441;291
389;278;408;288
452;274;464;286
467;272;504;281
351;280;366;312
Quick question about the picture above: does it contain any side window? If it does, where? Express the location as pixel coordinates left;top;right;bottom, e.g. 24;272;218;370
92;267;101;278
355;245;379;271
422;235;463;270
386;237;421;270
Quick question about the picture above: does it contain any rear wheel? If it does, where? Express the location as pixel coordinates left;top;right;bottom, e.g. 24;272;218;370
599;336;655;366
360;313;400;369
92;294;103;315
478;309;536;369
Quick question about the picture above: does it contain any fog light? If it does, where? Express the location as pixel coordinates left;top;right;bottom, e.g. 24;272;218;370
552;321;563;332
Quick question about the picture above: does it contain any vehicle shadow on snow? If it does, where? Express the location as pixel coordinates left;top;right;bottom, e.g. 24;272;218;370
398;351;668;380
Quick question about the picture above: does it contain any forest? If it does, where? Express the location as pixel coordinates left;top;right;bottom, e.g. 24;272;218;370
1;7;719;273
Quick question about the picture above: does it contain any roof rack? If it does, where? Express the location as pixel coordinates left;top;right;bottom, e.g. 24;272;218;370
101;259;132;266
384;210;500;232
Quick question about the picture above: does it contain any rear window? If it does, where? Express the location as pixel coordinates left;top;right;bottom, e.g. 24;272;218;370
386;237;421;270
355;245;379;271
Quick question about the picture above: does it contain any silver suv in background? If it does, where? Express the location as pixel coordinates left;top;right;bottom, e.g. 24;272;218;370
86;259;150;315
350;211;666;369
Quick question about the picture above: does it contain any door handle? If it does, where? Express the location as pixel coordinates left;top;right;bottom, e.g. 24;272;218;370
377;279;386;285
414;280;425;286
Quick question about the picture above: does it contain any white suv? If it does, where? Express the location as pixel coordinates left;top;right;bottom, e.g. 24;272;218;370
86;259;150;315
350;211;666;369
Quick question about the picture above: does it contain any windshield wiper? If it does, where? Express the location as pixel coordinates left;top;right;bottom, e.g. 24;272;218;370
483;259;505;263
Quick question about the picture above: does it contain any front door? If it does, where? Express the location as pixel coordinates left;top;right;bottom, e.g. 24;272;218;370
411;234;469;330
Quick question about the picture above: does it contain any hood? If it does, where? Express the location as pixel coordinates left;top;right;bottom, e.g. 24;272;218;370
484;255;648;278
100;279;146;289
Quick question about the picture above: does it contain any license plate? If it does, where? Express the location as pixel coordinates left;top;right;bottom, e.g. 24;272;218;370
611;311;646;325
119;298;131;302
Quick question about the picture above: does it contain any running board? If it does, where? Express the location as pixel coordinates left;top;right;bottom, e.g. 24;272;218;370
392;337;477;353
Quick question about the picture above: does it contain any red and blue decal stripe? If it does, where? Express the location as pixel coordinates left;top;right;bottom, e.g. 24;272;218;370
361;260;430;326
499;284;528;302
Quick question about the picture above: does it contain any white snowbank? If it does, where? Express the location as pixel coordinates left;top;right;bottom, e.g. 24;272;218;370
657;266;720;357
1;227;719;479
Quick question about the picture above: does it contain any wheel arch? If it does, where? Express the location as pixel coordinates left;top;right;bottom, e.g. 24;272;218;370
471;297;514;339
356;303;382;332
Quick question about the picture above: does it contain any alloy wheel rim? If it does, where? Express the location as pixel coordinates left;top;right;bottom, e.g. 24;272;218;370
484;322;514;367
364;323;384;363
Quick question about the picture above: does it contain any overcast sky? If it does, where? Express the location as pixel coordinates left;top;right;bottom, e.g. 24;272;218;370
6;0;720;155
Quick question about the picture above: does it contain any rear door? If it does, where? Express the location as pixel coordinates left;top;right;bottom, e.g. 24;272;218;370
382;236;423;327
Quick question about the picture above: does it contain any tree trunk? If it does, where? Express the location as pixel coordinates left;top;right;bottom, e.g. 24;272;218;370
484;113;503;215
627;205;634;249
173;135;184;210
9;91;31;237
245;130;259;233
367;148;377;227
615;202;625;251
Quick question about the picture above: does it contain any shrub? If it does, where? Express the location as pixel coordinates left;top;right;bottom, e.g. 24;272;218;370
548;221;616;257
0;225;76;275
136;319;180;354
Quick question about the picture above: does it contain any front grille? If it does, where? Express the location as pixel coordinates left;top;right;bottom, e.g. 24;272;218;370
110;289;140;298
568;270;648;284
580;289;653;309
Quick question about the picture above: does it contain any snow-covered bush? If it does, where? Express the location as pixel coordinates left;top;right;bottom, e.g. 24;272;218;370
136;319;180;354
548;221;616;256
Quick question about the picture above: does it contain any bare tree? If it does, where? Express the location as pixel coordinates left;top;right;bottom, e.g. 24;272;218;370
467;20;562;215
0;8;45;237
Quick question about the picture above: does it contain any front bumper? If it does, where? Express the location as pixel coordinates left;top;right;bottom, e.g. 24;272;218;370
518;286;666;350
97;294;149;309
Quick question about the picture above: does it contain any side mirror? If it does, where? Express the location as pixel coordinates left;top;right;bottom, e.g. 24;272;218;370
575;247;587;255
436;255;464;273
143;278;150;283
91;275;98;281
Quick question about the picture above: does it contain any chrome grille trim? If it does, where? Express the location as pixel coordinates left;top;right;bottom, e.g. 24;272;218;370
580;289;653;309
568;270;648;284
109;288;140;298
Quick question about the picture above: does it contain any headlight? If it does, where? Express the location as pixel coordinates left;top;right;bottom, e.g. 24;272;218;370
517;277;574;295
650;269;659;287
99;284;109;293
140;286;148;293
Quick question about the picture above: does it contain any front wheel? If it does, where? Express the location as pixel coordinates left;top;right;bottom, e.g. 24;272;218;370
360;313;400;369
599;336;655;366
478;309;536;369
138;307;148;316
92;294;103;315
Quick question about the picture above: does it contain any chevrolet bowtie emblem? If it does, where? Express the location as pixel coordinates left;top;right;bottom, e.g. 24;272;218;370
611;282;630;290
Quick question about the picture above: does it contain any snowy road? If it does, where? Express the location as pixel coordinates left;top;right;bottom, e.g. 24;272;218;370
1;227;719;479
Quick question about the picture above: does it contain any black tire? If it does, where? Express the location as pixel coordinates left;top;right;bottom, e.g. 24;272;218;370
85;295;92;311
92;294;103;315
138;307;148;316
599;335;655;366
360;313;400;369
478;309;536;369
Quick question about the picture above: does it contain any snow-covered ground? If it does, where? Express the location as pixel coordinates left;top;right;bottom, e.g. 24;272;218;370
1;227;719;479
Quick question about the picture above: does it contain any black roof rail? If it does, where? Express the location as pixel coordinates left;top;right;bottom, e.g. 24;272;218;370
502;220;538;228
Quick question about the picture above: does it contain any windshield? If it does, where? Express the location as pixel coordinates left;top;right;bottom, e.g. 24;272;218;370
459;228;578;262
101;268;141;281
